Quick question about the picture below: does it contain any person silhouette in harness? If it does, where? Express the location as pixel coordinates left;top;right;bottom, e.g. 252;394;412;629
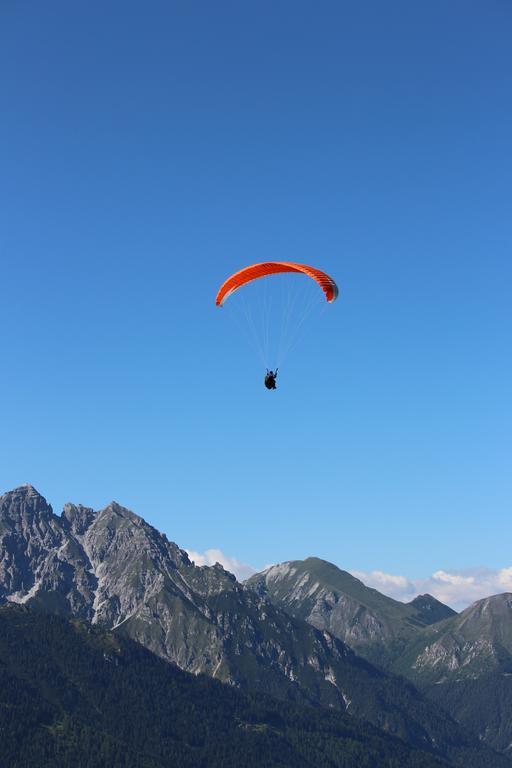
264;369;278;390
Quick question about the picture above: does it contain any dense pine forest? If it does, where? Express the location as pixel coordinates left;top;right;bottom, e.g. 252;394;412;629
0;605;450;768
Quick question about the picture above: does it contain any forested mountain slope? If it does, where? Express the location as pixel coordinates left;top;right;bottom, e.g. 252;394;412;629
392;594;512;755
0;604;451;768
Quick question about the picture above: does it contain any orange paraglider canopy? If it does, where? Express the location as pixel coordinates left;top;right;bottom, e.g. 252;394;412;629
215;262;339;306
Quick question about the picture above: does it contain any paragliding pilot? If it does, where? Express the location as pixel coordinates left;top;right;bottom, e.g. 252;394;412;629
264;369;278;390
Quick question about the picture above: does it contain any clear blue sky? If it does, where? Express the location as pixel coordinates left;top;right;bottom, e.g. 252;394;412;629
1;1;511;578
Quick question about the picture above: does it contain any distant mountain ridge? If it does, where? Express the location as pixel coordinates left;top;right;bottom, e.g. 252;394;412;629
0;484;508;767
247;557;512;758
246;557;456;665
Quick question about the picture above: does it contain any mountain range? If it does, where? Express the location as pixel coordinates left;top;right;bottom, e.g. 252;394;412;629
1;484;510;766
246;558;456;666
247;558;512;757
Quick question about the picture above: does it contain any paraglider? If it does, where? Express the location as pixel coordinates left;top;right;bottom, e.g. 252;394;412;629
264;369;278;390
215;261;338;307
216;261;338;388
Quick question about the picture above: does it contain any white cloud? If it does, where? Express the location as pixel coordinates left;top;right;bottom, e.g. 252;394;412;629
351;566;512;611
497;567;512;590
185;548;257;582
358;570;410;589
431;570;474;586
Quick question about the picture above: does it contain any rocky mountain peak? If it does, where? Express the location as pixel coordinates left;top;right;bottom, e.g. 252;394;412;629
11;483;39;494
0;484;54;522
0;485;66;603
61;503;97;536
456;592;512;638
96;501;146;526
0;485;61;538
470;592;512;613
408;594;456;625
90;500;188;562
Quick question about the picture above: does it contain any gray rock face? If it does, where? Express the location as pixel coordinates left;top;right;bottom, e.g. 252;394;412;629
0;488;382;696
0;485;499;764
0;485;95;613
398;593;512;683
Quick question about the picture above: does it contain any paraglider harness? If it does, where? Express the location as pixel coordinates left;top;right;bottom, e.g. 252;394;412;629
265;369;278;390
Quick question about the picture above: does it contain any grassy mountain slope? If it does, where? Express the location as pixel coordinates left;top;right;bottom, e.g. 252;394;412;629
246;557;455;665
423;673;512;756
